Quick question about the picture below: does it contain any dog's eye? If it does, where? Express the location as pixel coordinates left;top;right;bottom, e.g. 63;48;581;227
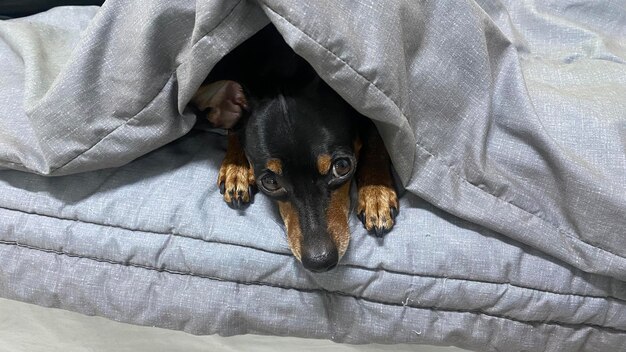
261;174;280;191
332;158;352;178
259;173;288;198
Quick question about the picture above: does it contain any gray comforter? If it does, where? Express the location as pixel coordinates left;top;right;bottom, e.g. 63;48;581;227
1;1;625;351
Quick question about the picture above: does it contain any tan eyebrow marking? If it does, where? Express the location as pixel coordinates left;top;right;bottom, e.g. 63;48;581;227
317;154;332;175
266;159;282;175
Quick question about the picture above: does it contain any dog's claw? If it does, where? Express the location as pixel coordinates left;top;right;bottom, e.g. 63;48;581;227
391;206;399;220
357;211;365;225
223;187;252;209
373;226;387;238
219;182;225;195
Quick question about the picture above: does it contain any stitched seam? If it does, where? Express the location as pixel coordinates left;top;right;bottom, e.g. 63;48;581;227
0;239;623;334
261;5;626;261
0;203;289;257
339;263;626;303
50;0;245;173
0;204;623;303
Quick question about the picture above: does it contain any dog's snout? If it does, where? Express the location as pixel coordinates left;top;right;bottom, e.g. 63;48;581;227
301;245;339;273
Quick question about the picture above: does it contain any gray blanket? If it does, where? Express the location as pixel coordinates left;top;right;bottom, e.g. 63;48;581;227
1;1;625;351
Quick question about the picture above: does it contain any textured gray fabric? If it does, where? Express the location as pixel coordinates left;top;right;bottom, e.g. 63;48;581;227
1;1;625;351
258;0;626;281
0;2;266;175
2;130;626;351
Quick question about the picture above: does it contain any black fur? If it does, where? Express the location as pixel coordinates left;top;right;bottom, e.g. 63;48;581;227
204;24;389;272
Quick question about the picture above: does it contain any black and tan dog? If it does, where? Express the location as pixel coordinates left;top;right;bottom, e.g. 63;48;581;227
192;25;398;272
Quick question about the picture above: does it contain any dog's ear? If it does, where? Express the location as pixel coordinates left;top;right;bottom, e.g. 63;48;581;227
191;80;248;129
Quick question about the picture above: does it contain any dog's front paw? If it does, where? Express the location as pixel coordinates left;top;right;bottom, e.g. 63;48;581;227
218;159;255;209
357;185;398;237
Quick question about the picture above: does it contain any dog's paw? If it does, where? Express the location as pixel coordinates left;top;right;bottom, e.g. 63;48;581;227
217;160;255;209
357;185;398;237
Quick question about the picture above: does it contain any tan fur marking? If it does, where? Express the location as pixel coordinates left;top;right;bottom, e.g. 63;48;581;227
326;181;352;258
357;185;398;231
356;127;398;233
278;201;302;261
317;154;332;175
356;164;397;232
266;159;283;175
218;133;255;204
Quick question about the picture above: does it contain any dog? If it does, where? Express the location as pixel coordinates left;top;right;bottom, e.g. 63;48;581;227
191;24;398;272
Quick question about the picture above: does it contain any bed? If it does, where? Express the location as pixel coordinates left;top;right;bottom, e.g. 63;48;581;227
1;1;625;351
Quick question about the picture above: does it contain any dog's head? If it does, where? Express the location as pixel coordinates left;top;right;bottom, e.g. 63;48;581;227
194;78;360;272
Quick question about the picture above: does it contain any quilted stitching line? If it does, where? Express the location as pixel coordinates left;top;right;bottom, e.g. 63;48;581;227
0;203;624;303
1;239;624;334
51;0;246;173
260;4;626;262
0;203;290;257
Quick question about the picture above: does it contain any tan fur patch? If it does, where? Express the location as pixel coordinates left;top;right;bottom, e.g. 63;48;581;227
266;159;283;175
278;201;302;261
327;181;352;257
317;154;332;175
355;128;398;233
218;133;255;204
357;185;398;231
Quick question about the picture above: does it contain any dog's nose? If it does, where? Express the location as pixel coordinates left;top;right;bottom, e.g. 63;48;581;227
301;246;339;273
